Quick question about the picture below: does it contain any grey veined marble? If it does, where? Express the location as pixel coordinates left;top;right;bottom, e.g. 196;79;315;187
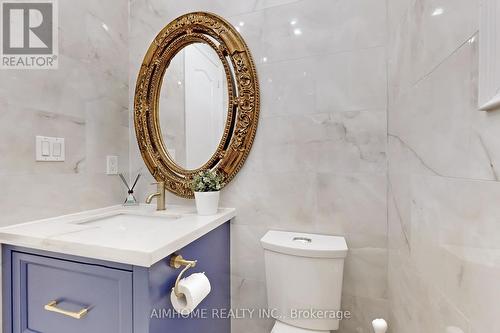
387;0;500;332
0;0;129;226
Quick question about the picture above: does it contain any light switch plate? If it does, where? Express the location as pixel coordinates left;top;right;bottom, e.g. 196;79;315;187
36;136;65;162
106;155;118;175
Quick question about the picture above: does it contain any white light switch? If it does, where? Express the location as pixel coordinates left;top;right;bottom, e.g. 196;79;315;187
53;142;62;156
41;141;50;156
36;136;65;162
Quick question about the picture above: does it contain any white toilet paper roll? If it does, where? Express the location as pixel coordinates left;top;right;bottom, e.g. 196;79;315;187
170;272;211;314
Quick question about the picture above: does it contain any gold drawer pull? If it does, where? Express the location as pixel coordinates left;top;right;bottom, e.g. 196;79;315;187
44;300;88;319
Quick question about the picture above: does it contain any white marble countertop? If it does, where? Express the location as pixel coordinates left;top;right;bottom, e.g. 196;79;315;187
0;204;235;267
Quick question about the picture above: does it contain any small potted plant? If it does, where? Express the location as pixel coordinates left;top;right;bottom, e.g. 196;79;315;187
190;170;225;215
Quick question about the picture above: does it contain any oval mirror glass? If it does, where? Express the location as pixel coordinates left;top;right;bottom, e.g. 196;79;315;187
159;42;229;170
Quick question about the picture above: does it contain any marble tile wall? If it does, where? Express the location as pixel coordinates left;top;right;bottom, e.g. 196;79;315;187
129;0;388;332
387;0;500;332
0;0;130;226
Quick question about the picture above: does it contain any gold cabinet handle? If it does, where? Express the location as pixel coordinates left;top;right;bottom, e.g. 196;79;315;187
44;300;88;319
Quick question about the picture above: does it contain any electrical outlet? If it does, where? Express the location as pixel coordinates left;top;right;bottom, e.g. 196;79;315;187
106;155;118;175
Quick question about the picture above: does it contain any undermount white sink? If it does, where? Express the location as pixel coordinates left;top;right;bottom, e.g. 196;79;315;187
74;213;181;232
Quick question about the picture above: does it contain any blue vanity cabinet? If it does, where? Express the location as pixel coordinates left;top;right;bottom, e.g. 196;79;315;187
9;252;133;333
3;222;231;333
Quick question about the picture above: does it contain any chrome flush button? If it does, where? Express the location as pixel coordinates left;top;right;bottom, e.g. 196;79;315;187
292;236;312;244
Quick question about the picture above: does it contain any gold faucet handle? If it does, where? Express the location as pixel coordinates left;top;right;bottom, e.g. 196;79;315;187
146;182;166;210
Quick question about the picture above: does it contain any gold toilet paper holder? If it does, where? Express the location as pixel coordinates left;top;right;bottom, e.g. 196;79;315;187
169;254;198;297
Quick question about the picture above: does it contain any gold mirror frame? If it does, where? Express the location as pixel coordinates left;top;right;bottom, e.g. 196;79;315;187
134;12;260;198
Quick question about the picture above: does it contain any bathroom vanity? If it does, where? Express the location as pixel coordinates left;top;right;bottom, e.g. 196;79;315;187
0;205;235;333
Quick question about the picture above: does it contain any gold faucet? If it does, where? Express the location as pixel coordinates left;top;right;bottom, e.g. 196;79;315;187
145;182;166;210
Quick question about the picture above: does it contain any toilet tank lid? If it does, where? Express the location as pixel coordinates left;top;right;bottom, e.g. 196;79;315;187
260;230;348;258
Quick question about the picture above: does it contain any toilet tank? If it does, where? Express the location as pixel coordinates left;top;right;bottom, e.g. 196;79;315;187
261;231;348;331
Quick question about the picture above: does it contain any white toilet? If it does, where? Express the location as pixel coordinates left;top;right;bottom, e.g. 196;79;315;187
261;231;348;332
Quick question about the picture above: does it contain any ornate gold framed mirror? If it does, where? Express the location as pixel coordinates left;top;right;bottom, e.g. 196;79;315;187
134;12;259;198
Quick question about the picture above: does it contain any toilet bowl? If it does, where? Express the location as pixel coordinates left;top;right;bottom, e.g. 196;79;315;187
261;230;348;332
271;321;329;333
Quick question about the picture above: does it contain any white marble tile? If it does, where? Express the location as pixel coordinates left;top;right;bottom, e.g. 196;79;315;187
0;0;128;118
339;294;389;333
0;55;103;118
230;276;274;333
410;175;500;333
230;223;267;282
470;108;500;182
387;176;412;253
222;171;386;241
387;2;500;330
388;0;479;103
129;0;302;27
388;251;471;333
0;173;124;226
315;173;387;248
259;47;387;116
389;39;497;180
0;0;130;224
387;1;495;332
229;0;386;64
387;0;413;31
85;119;129;174
343;248;388;300
59;0;128;98
254;0;300;10
246;110;386;175
221;170;318;230
0;105;85;176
